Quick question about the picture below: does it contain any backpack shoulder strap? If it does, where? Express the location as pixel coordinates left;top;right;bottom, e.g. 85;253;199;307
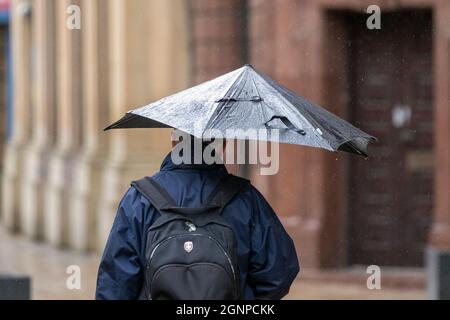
205;174;249;211
131;177;177;212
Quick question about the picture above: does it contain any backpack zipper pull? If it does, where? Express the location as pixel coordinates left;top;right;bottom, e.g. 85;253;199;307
185;221;197;232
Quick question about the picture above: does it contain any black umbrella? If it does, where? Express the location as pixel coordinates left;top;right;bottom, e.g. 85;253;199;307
105;64;376;157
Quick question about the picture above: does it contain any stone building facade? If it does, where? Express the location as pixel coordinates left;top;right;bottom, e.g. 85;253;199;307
1;0;450;298
1;0;189;250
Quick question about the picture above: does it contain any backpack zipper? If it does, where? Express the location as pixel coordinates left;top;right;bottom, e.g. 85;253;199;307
148;233;237;281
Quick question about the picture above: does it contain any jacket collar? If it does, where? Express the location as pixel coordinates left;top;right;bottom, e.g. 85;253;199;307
160;151;228;172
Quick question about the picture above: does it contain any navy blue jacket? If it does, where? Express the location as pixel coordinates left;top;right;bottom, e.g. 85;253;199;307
96;153;299;299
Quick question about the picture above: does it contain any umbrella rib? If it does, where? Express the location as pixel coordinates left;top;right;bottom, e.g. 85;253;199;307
260;71;375;147
249;72;267;124
203;68;246;131
254;71;336;150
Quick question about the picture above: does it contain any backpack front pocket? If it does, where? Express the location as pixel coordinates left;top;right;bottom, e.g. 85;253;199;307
146;233;239;300
150;263;235;300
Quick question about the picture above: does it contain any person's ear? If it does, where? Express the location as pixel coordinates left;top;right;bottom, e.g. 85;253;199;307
170;129;182;148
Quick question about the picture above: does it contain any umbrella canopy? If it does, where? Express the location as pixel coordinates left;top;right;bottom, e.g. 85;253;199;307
105;64;376;157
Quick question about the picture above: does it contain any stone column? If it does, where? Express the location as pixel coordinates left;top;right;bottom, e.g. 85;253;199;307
248;0;276;197
20;0;56;239
0;16;7;225
68;0;109;251
427;1;450;300
1;0;33;231
249;0;327;268
250;0;350;268
96;0;189;250
44;0;82;247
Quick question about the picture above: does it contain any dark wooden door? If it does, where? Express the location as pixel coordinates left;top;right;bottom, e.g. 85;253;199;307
348;11;433;266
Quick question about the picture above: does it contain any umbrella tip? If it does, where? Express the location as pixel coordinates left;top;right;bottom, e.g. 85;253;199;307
244;63;253;68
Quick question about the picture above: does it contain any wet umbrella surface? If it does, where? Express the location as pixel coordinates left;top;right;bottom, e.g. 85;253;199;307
105;64;376;157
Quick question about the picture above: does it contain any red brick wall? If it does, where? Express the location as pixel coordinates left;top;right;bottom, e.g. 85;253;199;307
248;0;275;76
189;0;247;84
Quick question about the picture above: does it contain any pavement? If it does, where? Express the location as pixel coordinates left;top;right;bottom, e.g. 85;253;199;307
0;227;426;300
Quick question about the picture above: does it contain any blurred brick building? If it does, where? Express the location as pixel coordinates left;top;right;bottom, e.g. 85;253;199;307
189;0;450;299
1;0;450;298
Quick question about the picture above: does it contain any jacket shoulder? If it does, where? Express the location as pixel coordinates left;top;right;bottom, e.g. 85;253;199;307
227;173;250;185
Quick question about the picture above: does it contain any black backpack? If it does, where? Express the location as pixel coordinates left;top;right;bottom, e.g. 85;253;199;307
131;174;248;300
